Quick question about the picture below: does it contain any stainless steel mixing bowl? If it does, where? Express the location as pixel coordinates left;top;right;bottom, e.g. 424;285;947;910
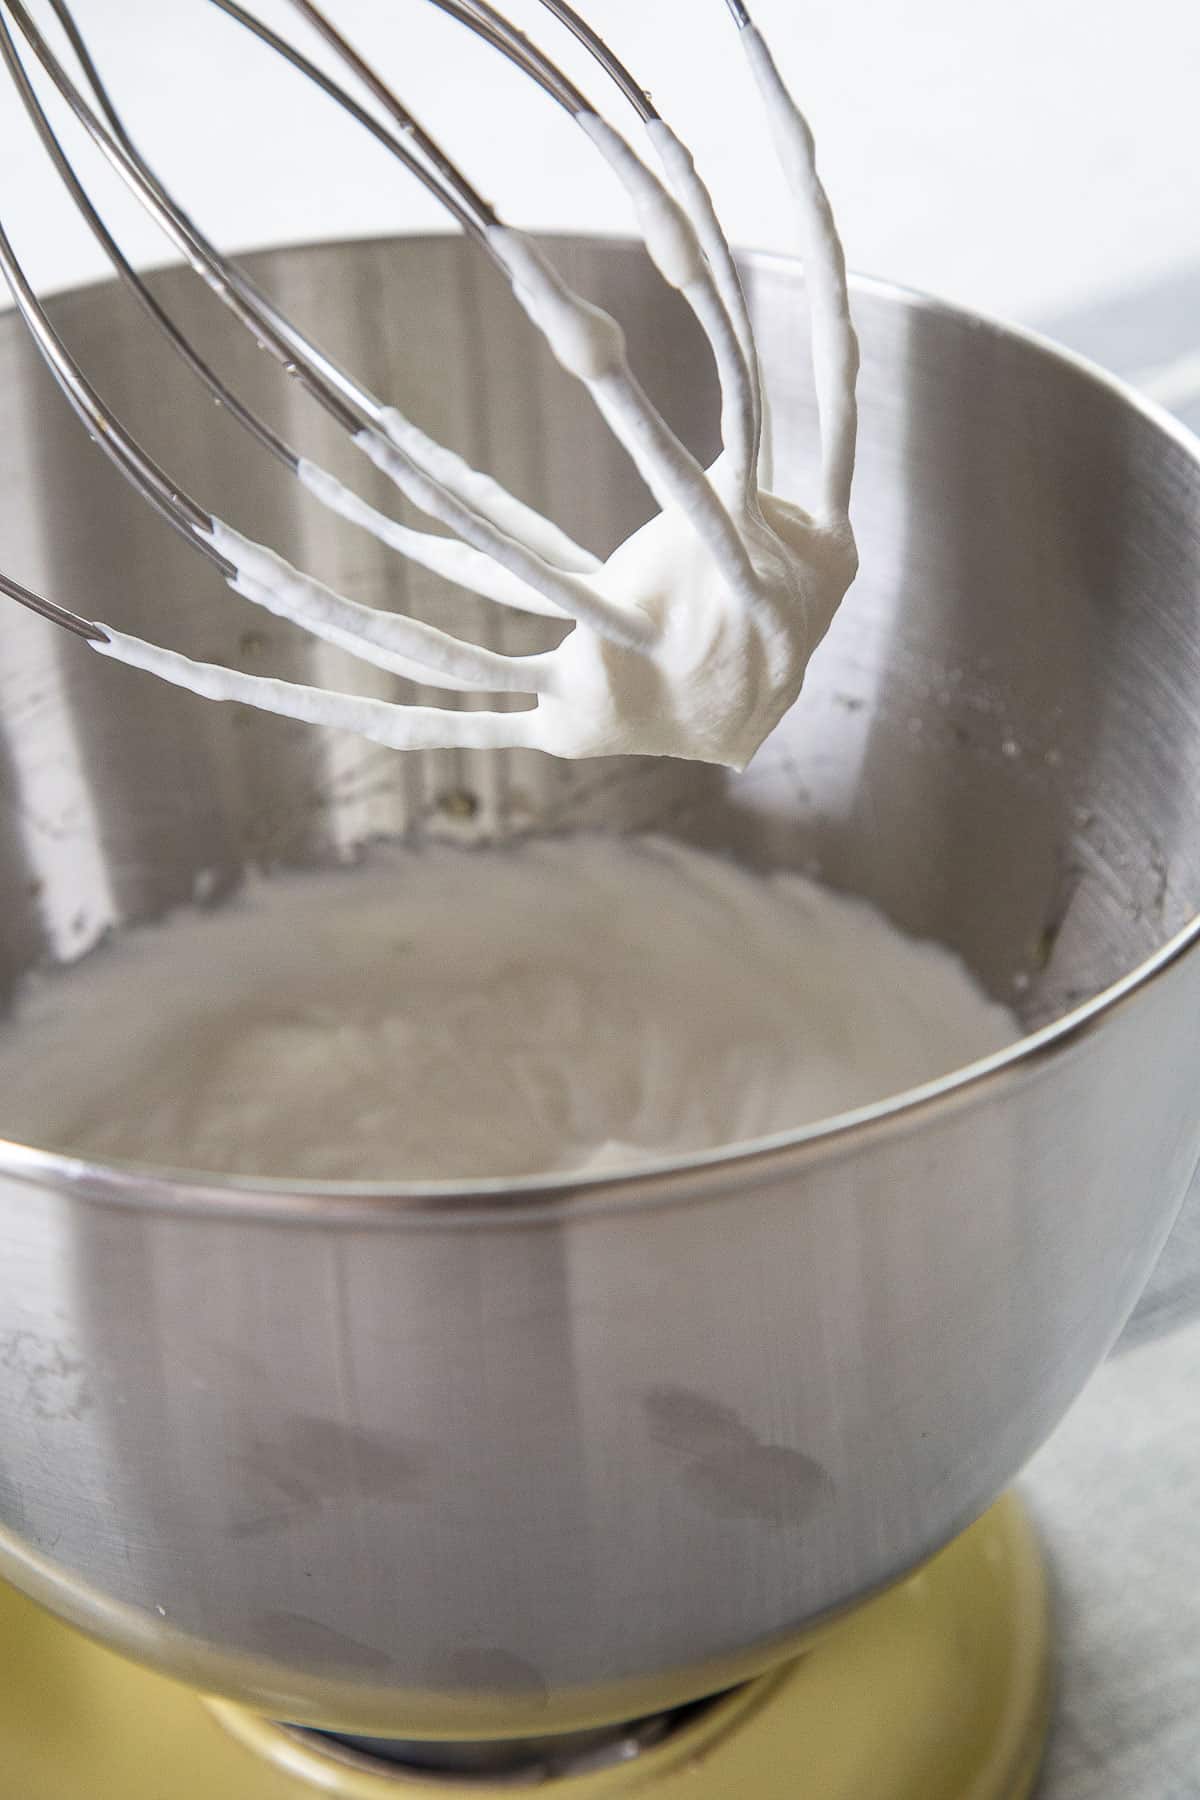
2;237;1200;1739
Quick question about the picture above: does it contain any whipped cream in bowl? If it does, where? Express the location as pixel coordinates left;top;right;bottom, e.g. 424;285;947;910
0;836;1016;1185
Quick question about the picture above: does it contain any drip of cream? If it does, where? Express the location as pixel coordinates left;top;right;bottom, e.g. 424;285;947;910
87;18;861;775
0;837;1017;1182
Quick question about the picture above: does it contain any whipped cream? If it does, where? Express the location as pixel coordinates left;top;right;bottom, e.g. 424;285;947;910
0;837;1016;1182
90;17;860;773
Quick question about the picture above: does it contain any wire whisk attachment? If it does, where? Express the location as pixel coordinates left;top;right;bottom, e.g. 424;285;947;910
0;0;858;770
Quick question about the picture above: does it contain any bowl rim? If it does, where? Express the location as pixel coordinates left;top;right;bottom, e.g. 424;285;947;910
3;236;1199;1222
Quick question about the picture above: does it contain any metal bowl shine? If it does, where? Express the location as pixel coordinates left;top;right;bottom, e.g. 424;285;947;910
1;237;1200;1739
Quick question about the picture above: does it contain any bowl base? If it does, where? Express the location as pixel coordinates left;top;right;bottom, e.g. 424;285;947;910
0;1493;1050;1798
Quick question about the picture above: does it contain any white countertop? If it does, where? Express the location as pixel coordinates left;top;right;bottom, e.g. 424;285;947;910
1027;1320;1200;1799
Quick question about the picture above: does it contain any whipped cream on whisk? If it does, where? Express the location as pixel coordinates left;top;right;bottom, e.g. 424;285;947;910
90;17;860;773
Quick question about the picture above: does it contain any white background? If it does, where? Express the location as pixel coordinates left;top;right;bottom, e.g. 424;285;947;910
2;0;1198;325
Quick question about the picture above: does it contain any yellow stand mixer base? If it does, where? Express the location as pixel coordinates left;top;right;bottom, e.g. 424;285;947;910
0;1493;1050;1799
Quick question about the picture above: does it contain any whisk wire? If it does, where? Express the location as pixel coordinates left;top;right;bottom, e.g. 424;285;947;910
0;197;230;574
0;569;107;645
281;0;758;503
35;0;608;578
9;0;751;557
4;0;367;432
3;12;296;474
4;0;612;632
531;0;657;121
277;0;501;236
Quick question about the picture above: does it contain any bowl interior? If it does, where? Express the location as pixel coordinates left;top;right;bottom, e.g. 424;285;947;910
2;236;1200;1098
